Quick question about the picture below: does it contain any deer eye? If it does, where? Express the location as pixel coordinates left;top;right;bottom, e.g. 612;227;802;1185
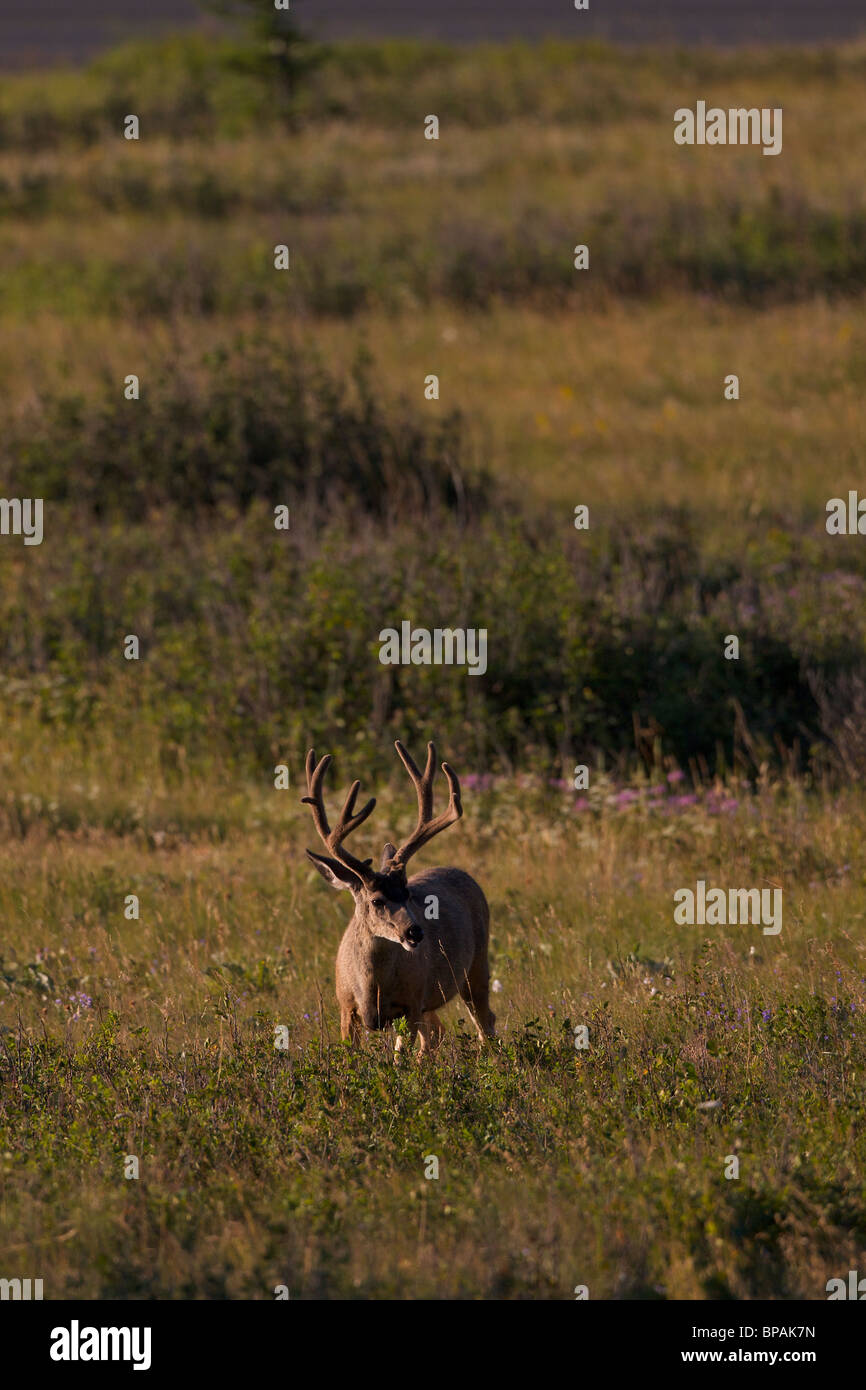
371;897;386;910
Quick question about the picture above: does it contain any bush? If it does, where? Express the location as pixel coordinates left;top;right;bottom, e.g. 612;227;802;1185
9;337;484;521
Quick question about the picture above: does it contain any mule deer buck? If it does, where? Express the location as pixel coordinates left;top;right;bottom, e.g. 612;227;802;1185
302;741;495;1055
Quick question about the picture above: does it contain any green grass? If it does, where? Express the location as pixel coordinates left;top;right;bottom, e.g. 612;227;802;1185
1;755;864;1299
1;29;865;1299
1;770;865;1297
4;37;866;322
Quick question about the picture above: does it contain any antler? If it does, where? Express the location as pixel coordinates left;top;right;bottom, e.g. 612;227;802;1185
390;740;462;871
302;750;378;884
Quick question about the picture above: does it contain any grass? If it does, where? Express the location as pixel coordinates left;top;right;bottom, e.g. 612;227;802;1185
0;28;865;1299
1;764;865;1298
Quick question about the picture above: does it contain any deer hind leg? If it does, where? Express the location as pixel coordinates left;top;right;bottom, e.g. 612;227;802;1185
459;959;496;1041
394;1020;419;1060
340;1003;362;1044
417;1011;445;1055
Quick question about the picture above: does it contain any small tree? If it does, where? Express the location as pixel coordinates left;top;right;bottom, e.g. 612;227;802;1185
198;0;319;119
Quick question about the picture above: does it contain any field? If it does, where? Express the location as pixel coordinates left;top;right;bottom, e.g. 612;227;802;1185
0;28;865;1300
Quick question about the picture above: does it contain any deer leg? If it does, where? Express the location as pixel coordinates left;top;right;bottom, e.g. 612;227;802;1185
459;961;496;1041
394;1020;419;1059
341;1004;362;1044
417;1011;445;1055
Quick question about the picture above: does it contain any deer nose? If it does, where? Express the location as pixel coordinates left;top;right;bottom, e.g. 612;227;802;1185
405;925;424;947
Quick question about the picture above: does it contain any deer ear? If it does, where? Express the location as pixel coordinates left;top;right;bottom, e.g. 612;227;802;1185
380;842;397;870
306;849;361;892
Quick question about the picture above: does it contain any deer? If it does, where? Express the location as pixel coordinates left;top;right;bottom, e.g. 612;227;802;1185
301;741;495;1056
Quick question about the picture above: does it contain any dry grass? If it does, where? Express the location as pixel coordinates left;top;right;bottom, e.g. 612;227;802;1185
1;32;865;1300
1;740;865;1297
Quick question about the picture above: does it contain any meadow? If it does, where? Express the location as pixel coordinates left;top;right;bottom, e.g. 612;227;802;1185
0;29;865;1299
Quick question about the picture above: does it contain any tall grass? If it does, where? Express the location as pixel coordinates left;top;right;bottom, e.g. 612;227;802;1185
1;31;865;1301
0;771;864;1298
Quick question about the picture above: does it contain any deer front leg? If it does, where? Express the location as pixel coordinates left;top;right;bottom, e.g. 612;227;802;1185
340;1003;361;1044
416;1011;444;1056
394;1019;419;1061
460;961;496;1041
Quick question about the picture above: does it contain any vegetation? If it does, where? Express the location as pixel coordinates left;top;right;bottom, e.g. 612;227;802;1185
1;766;865;1298
0;29;864;1298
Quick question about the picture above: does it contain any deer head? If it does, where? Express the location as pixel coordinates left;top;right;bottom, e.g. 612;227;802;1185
302;741;462;951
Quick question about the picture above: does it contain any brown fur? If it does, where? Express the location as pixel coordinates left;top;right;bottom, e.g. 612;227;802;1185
302;743;495;1055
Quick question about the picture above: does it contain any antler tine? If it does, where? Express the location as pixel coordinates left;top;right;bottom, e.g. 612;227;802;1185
392;740;462;869
395;739;436;821
338;780;377;838
301;750;377;882
301;749;332;839
419;742;436;815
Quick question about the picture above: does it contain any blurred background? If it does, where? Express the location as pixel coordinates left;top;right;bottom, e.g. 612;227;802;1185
2;2;866;1303
3;0;866;67
0;0;865;790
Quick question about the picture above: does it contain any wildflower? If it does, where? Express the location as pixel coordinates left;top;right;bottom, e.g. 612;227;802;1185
69;991;93;1021
491;979;503;993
